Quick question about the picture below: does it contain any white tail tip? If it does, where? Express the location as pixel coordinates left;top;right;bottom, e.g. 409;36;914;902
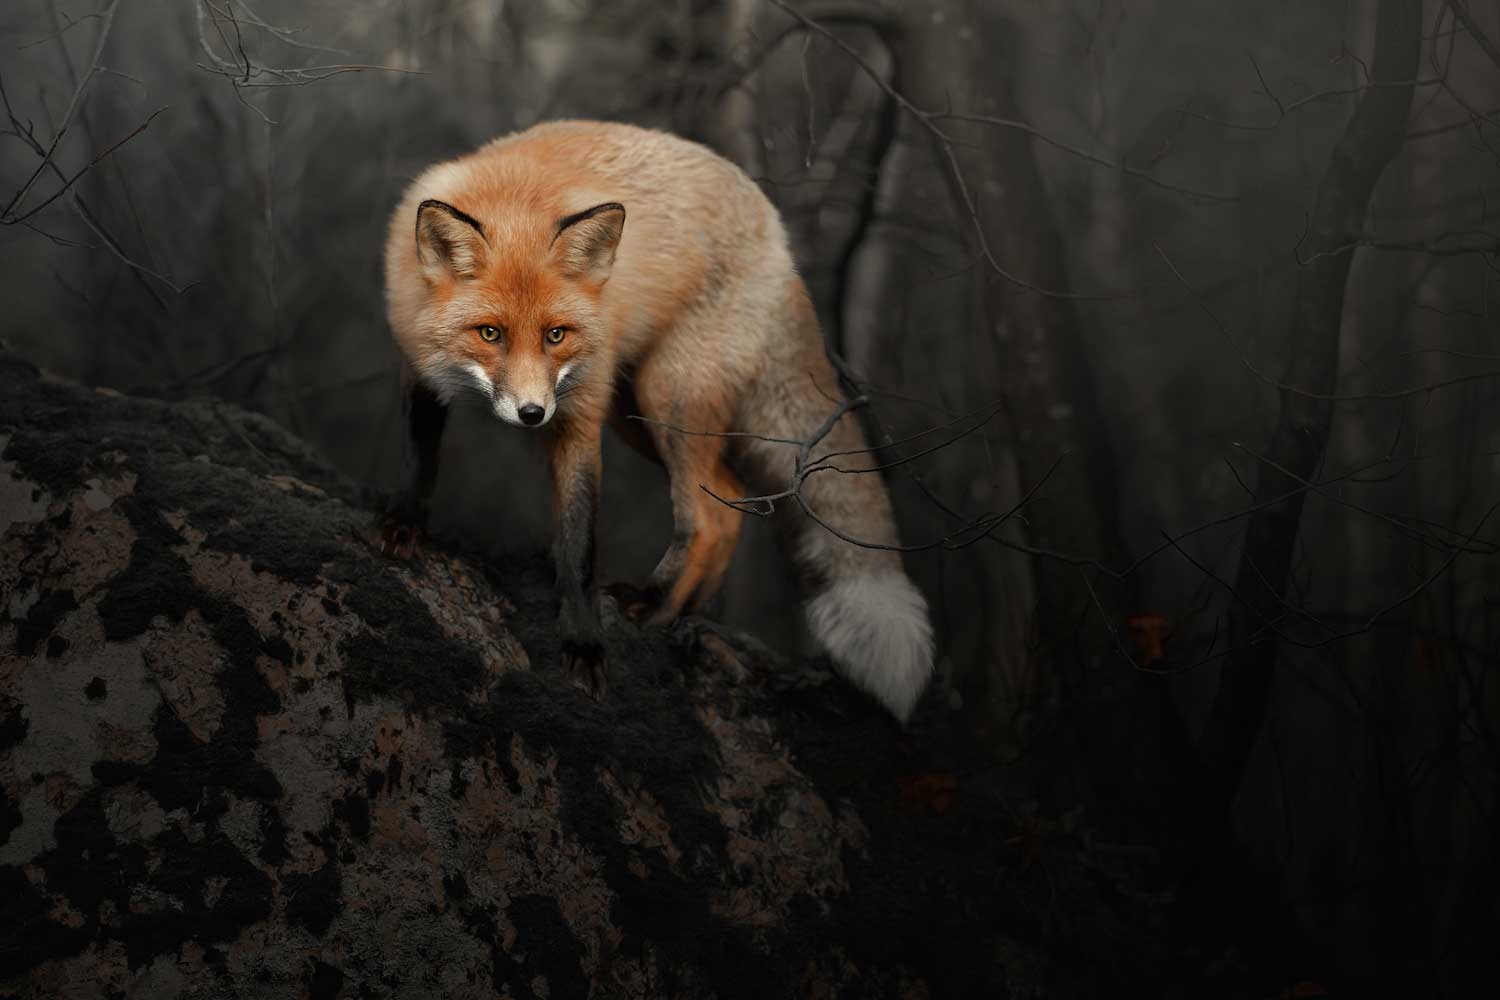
806;571;934;723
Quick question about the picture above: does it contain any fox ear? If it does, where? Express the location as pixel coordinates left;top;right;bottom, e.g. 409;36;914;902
551;202;625;282
416;199;488;280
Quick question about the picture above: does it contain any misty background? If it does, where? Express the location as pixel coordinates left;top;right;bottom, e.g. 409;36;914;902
2;0;1497;994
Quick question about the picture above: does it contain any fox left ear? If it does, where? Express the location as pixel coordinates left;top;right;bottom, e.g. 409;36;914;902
551;202;625;282
416;199;489;281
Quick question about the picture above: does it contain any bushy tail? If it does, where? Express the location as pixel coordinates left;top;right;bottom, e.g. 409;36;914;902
805;569;934;722
735;343;935;722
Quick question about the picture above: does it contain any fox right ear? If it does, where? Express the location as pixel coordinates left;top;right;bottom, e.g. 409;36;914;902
415;199;488;281
551;202;625;283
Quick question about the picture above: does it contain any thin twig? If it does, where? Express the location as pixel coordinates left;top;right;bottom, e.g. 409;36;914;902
764;0;1129;300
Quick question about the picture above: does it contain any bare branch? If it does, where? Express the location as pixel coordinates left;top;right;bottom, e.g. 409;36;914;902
764;0;1133;300
17;9;106;51
193;0;424;124
1179;50;1442;132
1;106;166;227
929;111;1238;204
0;61;183;298
1447;0;1500;73
4;0;120;218
1156;243;1500;403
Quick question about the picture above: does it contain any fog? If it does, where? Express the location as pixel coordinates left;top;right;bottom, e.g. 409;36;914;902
2;0;1497;994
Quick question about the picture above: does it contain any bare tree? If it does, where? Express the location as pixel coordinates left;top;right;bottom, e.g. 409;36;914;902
1194;0;1422;851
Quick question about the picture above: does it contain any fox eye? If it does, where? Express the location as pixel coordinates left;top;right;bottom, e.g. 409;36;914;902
477;325;501;343
545;326;567;345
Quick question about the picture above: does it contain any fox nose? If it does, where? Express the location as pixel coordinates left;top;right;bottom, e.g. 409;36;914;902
518;403;545;426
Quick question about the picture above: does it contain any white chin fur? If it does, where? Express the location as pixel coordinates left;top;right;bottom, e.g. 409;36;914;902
805;571;934;723
492;396;521;425
492;397;554;428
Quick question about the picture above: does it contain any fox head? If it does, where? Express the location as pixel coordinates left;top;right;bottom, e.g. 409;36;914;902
404;198;625;428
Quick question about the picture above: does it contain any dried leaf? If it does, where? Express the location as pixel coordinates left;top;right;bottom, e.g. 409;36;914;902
1125;613;1172;665
896;771;958;816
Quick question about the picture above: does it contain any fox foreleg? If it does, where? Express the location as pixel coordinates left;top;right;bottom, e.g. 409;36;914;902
549;413;607;697
377;373;448;559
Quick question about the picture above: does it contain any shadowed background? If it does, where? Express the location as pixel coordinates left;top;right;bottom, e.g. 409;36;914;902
2;0;1498;994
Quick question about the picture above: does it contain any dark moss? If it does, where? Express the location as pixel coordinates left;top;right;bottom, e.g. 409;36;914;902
285;860;342;935
333;566;486;713
14;588;76;657
137;703;280;818
262;634;294;665
457;612;779;998
453;897;510;992
0;696;26;752
307;959;346;1000
767;681;1034;999
259;802;289;864
29;790;274;973
499;895;588;999
0;863;89;977
118;825;275;971
193;481;350;586
0;786;20;847
84;676;107;700
0;364;361;507
95;497;200;641
332;793;370;841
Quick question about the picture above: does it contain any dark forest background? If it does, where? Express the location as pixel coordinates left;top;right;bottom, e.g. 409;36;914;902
2;0;1498;994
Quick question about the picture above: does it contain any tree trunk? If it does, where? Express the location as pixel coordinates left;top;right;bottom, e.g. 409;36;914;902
1195;0;1421;847
839;0;1126;750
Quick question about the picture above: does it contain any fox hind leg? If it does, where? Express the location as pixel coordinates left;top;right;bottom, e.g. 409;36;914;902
651;449;744;624
624;367;745;626
605;379;664;467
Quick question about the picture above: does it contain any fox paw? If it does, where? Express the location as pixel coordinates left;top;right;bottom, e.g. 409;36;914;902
603;581;665;624
561;640;608;700
372;511;423;560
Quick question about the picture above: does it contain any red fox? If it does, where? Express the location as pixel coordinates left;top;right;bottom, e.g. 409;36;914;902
378;120;933;721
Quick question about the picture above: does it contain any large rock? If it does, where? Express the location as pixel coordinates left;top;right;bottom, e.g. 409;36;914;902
0;355;1136;998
